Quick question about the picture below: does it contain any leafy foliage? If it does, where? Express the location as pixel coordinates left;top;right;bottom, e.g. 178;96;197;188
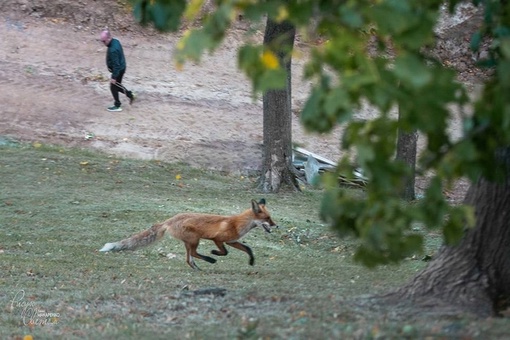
129;0;510;266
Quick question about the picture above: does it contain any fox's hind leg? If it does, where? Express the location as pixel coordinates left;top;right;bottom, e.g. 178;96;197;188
211;241;228;256
184;241;216;270
227;241;255;266
184;242;200;270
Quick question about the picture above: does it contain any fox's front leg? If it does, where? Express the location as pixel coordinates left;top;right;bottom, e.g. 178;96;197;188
211;241;228;256
227;241;255;266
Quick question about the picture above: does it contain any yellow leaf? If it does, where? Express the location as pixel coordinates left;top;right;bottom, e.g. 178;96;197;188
261;50;279;70
80;161;89;166
24;336;33;340
175;174;182;180
33;142;42;148
276;6;289;22
229;8;237;22
184;0;204;20
175;61;184;72
177;30;191;51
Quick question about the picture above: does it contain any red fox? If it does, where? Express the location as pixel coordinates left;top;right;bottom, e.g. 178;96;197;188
99;199;277;269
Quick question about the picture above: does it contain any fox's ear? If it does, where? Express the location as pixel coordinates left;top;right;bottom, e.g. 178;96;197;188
258;198;266;205
251;199;261;213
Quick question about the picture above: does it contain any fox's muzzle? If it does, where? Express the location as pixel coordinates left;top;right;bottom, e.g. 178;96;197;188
261;221;279;233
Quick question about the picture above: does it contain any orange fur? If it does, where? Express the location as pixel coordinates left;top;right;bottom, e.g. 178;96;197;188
99;199;277;269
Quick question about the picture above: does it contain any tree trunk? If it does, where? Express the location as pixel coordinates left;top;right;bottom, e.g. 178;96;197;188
395;128;418;201
259;17;299;193
391;148;510;316
395;105;418;201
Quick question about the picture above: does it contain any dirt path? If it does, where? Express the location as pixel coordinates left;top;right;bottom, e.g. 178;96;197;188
0;15;347;174
0;8;477;203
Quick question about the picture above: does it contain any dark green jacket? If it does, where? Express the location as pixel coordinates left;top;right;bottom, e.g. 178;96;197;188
106;38;126;79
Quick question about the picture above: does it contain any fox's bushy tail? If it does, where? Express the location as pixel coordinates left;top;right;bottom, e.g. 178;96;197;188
99;223;166;252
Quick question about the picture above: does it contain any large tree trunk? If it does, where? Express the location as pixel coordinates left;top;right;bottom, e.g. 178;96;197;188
259;17;299;193
390;148;510;316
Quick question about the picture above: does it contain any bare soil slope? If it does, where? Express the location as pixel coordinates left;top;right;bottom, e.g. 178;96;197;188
0;1;347;174
0;1;481;205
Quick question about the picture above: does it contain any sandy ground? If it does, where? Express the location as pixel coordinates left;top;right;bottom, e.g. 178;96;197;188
1;10;475;202
0;14;353;174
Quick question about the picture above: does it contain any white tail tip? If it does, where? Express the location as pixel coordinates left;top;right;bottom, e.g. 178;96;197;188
99;242;116;252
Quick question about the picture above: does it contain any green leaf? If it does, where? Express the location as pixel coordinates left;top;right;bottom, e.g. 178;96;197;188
176;30;213;63
354;245;387;268
471;30;482;52
402;234;424;255
300;87;321;125
443;205;476;245
370;2;411;35
357;144;375;165
500;38;510;59
131;0;186;31
443;218;464;245
321;187;361;236
418;176;448;229
323;87;352;123
339;6;364;29
238;45;261;69
393;54;432;89
286;2;315;25
257;69;287;92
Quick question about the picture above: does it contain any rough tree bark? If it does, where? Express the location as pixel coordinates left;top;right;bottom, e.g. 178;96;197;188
395;124;418;201
389;148;510;317
259;17;299;193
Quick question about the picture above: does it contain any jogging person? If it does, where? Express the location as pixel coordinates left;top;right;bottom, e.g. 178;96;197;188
100;29;135;112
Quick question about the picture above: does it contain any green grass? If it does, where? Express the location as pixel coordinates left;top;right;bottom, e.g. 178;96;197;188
1;142;509;339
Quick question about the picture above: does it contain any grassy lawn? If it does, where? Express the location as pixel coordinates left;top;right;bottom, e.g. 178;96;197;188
1;140;509;339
